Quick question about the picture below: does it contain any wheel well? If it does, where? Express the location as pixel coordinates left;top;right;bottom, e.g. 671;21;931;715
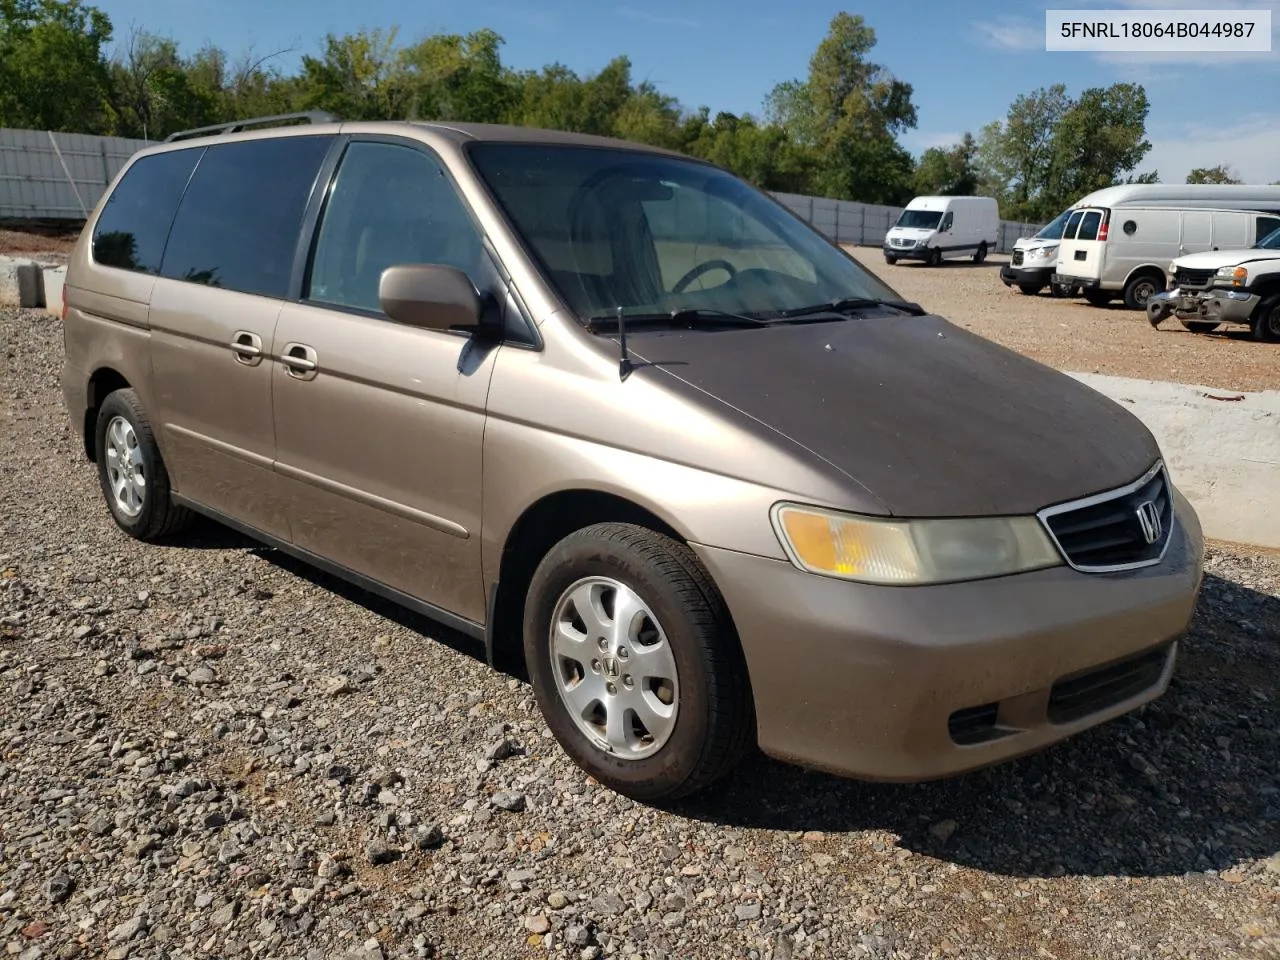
486;490;685;677
1252;277;1280;302
1125;265;1166;289
83;368;130;460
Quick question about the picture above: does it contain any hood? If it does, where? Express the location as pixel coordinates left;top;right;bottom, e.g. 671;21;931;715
1015;237;1057;251
1174;248;1278;271
887;226;935;237
629;314;1160;518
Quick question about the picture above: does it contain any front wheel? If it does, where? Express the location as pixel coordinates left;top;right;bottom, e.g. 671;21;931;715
1050;282;1079;298
884;254;897;265
928;248;942;267
523;523;753;801
94;389;192;541
1017;283;1043;296
1253;294;1280;343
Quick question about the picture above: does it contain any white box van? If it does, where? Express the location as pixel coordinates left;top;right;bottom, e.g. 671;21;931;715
1049;184;1280;309
883;196;999;266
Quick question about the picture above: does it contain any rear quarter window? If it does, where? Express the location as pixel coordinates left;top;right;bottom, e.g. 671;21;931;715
91;149;200;274
160;136;334;298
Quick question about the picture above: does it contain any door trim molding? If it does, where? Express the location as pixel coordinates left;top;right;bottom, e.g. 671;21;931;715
274;460;470;539
172;494;485;640
165;423;274;469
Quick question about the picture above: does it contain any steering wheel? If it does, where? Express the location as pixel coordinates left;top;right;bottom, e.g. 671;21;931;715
672;259;737;294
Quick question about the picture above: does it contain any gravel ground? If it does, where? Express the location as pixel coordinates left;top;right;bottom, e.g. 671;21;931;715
849;251;1279;395
2;305;1279;960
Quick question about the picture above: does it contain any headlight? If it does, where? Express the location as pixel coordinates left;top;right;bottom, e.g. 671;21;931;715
771;504;1063;585
1027;245;1057;261
1215;266;1247;287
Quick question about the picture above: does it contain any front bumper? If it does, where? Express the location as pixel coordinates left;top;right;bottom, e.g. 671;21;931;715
882;243;932;262
1000;264;1054;287
1147;287;1259;327
692;491;1204;781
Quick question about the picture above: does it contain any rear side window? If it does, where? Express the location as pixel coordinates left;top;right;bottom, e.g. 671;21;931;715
91;149;199;274
1077;211;1102;241
160;136;334;298
1257;217;1280;243
1063;210;1084;240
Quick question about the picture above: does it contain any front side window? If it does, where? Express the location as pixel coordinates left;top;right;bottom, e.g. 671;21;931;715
940;212;954;232
896;209;943;230
1256;217;1280;245
92;149;199;274
308;141;492;314
160;136;334;298
467;143;901;320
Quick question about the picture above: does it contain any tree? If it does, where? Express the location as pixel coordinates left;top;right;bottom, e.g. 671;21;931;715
1186;164;1242;184
0;0;114;133
294;28;407;121
974;84;1070;221
765;13;917;204
913;133;979;195
107;29;221;139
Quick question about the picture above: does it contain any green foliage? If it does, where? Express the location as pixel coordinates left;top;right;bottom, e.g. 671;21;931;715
1186;164;1241;184
978;82;1154;221
0;2;1158;220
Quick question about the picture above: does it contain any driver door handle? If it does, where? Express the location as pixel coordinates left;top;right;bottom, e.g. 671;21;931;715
281;342;319;380
229;330;263;366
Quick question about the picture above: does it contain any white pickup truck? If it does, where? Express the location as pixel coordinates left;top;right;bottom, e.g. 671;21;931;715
1147;223;1280;342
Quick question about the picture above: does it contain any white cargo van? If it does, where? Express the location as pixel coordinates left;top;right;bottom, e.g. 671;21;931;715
1049;184;1280;309
883;195;999;266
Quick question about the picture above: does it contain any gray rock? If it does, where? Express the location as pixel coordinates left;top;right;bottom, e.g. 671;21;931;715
735;902;762;921
491;790;525;812
565;925;592;947
188;665;216;685
929;819;958;842
108;915;147;941
211;900;240;927
365;840;399;865
413;824;444;850
46;872;75;904
525;914;551;934
592;891;626;916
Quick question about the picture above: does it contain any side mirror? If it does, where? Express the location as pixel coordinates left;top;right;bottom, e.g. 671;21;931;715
379;264;482;333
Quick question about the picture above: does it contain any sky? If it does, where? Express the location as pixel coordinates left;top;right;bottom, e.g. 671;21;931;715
90;0;1280;185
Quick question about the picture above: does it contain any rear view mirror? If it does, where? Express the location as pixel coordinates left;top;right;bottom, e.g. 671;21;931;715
379;264;481;333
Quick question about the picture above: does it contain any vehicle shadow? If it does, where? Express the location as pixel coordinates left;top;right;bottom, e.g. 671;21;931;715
674;572;1280;879
892;259;1004;270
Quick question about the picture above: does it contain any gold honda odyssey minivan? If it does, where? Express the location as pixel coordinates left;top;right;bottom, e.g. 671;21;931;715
62;113;1205;800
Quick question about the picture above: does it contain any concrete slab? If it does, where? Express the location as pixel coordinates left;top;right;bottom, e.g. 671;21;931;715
40;265;66;315
0;255;41;307
1067;371;1280;550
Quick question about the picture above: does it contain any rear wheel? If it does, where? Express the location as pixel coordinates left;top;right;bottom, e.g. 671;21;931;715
1179;319;1220;334
1123;273;1163;310
1084;290;1114;307
972;242;987;264
523;523;753;801
94;389;192;542
1017;283;1044;296
1252;294;1280;343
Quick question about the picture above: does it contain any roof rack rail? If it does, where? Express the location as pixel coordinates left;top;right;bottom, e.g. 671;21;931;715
163;111;341;143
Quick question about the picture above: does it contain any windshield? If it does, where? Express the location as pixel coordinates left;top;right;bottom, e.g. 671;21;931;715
1257;225;1280;249
895;209;943;230
1035;208;1074;240
466;143;901;320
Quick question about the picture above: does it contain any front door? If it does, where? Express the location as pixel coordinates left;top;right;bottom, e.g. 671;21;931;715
149;135;336;538
270;138;502;624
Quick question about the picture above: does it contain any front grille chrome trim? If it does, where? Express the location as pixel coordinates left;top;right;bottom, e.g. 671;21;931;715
1037;459;1175;573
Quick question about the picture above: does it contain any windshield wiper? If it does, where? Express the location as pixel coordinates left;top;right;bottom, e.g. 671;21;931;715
770;297;928;320
585;307;767;332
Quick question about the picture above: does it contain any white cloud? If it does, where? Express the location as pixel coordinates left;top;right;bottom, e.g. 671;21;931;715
616;6;699;28
1144;115;1280;184
902;131;966;155
972;16;1043;51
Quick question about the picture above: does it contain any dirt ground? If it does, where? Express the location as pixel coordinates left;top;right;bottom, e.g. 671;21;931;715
851;249;1278;394
0;225;78;264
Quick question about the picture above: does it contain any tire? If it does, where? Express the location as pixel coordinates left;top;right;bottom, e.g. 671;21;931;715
972;242;987;264
1050;282;1078;298
1179;319;1220;334
523;522;753;802
1253;294;1280;343
1017;283;1043;296
1123;273;1163;311
928;248;942;267
94;389;192;542
884;254;897;265
1084;290;1113;307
